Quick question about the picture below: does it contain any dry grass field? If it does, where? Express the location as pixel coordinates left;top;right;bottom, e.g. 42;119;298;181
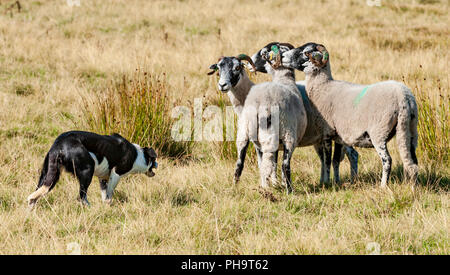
0;0;448;254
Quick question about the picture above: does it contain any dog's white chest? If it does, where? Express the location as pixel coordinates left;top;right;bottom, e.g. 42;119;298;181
89;152;110;179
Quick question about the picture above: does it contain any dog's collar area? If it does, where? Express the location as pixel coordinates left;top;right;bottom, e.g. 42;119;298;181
152;161;158;169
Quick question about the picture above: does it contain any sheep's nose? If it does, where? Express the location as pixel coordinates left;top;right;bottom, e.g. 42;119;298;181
218;82;229;91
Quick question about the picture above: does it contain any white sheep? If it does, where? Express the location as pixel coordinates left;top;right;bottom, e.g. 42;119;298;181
281;42;419;187
249;42;359;184
234;46;307;192
208;49;358;186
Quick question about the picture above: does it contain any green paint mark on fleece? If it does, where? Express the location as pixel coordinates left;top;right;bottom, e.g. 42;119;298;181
353;85;370;107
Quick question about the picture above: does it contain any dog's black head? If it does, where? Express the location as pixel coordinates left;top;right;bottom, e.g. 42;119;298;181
143;147;158;177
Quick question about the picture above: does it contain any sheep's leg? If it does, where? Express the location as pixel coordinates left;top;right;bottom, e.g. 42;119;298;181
256;148;263;168
270;150;279;187
257;147;277;186
260;151;276;190
281;144;295;194
373;142;392;188
314;141;332;184
395;112;419;184
332;142;342;184
322;140;332;184
313;144;326;183
344;146;359;183
234;140;250;185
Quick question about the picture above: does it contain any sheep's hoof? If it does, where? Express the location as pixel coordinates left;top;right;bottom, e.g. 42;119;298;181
341;182;351;188
257;187;279;202
286;185;293;194
380;184;393;194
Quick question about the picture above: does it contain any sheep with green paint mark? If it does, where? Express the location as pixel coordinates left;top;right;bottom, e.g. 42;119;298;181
281;42;419;188
208;50;357;190
229;44;308;193
250;42;359;184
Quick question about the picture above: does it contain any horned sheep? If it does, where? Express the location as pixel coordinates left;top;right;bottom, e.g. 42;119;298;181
235;44;307;192
250;42;359;184
281;42;419;187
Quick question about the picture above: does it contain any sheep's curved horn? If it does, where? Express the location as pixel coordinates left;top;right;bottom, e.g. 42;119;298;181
306;44;329;67
236;54;256;72
316;44;329;66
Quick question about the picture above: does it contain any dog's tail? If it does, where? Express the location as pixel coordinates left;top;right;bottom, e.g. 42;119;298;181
27;151;61;208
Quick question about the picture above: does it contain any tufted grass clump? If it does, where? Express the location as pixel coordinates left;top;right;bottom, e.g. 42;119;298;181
83;70;193;158
411;77;449;166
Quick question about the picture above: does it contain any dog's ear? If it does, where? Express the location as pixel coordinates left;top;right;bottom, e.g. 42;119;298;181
144;147;157;159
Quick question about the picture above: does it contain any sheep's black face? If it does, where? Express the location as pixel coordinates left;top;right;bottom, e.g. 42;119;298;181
213;57;243;92
251;42;295;74
282;42;318;71
250;42;280;74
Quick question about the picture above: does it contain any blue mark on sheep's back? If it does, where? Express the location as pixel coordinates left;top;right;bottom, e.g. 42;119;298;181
354;85;370;107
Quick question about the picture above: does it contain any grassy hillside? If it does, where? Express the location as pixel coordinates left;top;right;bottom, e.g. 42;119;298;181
0;0;448;254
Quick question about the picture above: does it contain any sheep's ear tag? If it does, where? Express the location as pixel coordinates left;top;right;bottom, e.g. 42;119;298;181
269;45;279;61
323;52;329;61
271;45;279;55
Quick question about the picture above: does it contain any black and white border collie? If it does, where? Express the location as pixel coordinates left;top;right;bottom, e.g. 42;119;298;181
27;131;158;208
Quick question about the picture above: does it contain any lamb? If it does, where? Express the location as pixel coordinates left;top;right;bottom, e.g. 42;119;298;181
232;44;307;192
249;42;359;184
208;50;356;187
281;42;419;187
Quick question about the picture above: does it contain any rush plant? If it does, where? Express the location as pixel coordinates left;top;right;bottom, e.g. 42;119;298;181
83;71;193;158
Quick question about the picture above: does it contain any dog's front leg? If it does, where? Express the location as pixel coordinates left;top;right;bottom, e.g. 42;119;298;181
105;168;121;204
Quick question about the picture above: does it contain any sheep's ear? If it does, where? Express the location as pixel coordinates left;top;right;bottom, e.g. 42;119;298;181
207;64;218;75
